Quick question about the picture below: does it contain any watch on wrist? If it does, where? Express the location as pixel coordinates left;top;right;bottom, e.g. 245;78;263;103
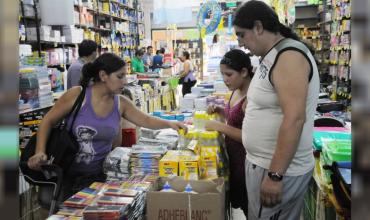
268;171;283;182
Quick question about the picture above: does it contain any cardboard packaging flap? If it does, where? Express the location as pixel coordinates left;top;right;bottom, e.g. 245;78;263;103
158;176;222;193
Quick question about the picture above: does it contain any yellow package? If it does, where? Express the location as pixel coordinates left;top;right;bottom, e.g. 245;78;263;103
200;155;218;179
179;155;199;180
102;2;110;13
199;147;218;179
159;153;179;177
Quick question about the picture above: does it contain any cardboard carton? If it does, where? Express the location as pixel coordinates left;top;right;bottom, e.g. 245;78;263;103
147;177;225;220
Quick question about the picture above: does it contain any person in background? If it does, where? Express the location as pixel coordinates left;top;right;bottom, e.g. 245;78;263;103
142;46;153;71
205;49;253;217
209;33;223;57
131;49;145;74
67;40;98;89
178;51;197;97
152;47;165;71
233;1;319;219
28;53;187;205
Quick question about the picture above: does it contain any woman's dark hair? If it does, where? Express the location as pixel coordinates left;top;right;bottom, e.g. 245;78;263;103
122;88;133;101
78;39;98;57
182;51;190;60
220;49;253;78
156;50;160;55
233;0;315;54
135;49;144;57
160;48;165;54
233;1;299;40
80;53;126;87
213;34;219;44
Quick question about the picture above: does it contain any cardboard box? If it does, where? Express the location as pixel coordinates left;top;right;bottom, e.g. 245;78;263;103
147;177;225;220
26;27;51;41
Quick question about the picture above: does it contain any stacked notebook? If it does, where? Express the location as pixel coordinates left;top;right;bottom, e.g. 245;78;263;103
130;145;167;175
104;147;131;181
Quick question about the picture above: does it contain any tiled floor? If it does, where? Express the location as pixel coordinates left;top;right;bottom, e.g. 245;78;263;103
231;208;305;220
232;208;247;220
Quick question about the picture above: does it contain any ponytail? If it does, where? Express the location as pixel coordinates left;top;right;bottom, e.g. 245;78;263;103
278;23;316;55
80;62;96;88
79;53;126;88
278;23;299;41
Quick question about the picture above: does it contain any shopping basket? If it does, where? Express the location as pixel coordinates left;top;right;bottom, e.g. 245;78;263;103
19;162;64;217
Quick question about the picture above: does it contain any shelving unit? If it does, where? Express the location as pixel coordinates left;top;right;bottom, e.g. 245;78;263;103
293;3;327;79
174;38;203;73
18;0;147;123
72;0;144;58
19;0;145;62
325;0;351;106
293;0;351;108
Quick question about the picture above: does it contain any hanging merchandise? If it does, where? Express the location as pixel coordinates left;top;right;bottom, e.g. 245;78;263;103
227;14;233;35
197;0;222;35
200;27;206;39
217;17;224;32
286;0;296;25
272;0;286;24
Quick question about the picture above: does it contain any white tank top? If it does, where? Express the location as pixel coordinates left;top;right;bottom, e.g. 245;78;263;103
242;38;319;176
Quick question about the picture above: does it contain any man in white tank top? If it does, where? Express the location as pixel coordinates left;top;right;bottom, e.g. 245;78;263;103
233;1;320;219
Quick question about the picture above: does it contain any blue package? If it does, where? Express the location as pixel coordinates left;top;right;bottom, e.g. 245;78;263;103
153;111;163;117
175;114;185;121
162;114;176;120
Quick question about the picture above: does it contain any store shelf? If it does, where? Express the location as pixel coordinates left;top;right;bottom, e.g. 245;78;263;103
19;104;54;115
47;63;71;68
295;4;319;8
74;4;96;12
110;1;135;10
295;25;320;29
21;40;76;46
95;27;112;32
75;23;95;29
296;16;320;20
318;20;333;25
19;16;41;21
98;11;112;17
86;8;97;13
